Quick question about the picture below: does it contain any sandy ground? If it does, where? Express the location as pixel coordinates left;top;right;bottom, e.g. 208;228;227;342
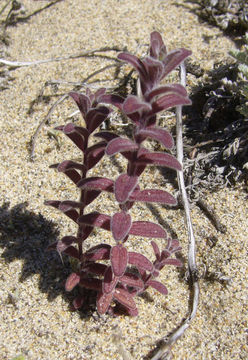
0;0;247;359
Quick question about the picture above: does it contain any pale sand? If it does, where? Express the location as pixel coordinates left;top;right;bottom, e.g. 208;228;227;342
0;1;247;359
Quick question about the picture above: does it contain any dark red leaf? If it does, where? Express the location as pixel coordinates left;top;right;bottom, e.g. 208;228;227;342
83;262;108;276
51;160;86;184
79;277;102;291
72;295;84;310
56;236;77;253
137;152;182;171
129;189;177;205
106;137;138;156
84;190;101;206
44;200;79;223
85;142;106;170
100;94;125;110
114;288;136;310
78;212;111;230
120;272;144;289
111;245;128;277
161;258;182;267
152;93;191;113
111;212;132;242
114;174;138;203
56;160;85;173
122;95;151;115
129;221;166;238
118;53;148;82
150;31;167;60
69;91;91;117
146;279;168;295
77;224;93;242
103;266;118;294
56;122;89;151
135;126;174;149
65;272;80;291
128;252;153;272
147;84;187;102
94;87;107;101
151;241;160;261
86;106;111;133
78;177;114;192
97;291;113;314
162;48;192;78
63;246;80;259
94;131;119;142
84;244;111;261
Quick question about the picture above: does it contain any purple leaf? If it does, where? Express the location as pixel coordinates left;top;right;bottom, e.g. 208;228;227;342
118;52;148;81
79;277;102;291
114;174;139;203
106;137;139;156
78;212;111;231
100;94;125;110
69;92;91;117
111;212;132;242
162;48;192;79
129;189;177;205
142;56;164;90
77;224;94;242
151;241;160;261
152;93;191;113
56;236;77;253
62;246;80;259
84;244;111;261
51;160;85;184
83;262;108;276
111;245;128;277
114;287;136;310
135;126;174;149
150;31;167;60
137;152;182;171
65;272;80;291
56;123;89;151
86;106;111;133
120;272;144;289
122;95;151;115
128;252;153;272
103;266;118;294
129;221;166;239
85;142;106;170
146;279;168;295
78;177;114;192
161;258;182;267
44;200;79;223
72;295;84;310
94;87;107;101
84;190;101;206
94;131;119;143
147;84;187;102
97;291;113;314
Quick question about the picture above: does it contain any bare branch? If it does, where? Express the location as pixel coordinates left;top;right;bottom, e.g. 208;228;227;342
0;46;123;68
151;62;199;360
30;63;120;160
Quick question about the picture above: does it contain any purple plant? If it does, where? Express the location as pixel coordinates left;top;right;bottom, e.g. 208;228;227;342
46;32;191;316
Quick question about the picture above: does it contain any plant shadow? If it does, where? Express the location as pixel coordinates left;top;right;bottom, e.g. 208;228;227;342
0;201;71;302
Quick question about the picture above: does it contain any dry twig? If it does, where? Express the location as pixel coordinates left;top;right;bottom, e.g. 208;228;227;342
151;62;199;360
30;62;121;160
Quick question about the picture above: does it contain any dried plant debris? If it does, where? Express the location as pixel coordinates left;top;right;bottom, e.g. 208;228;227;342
194;0;248;34
229;31;248;118
183;58;248;194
